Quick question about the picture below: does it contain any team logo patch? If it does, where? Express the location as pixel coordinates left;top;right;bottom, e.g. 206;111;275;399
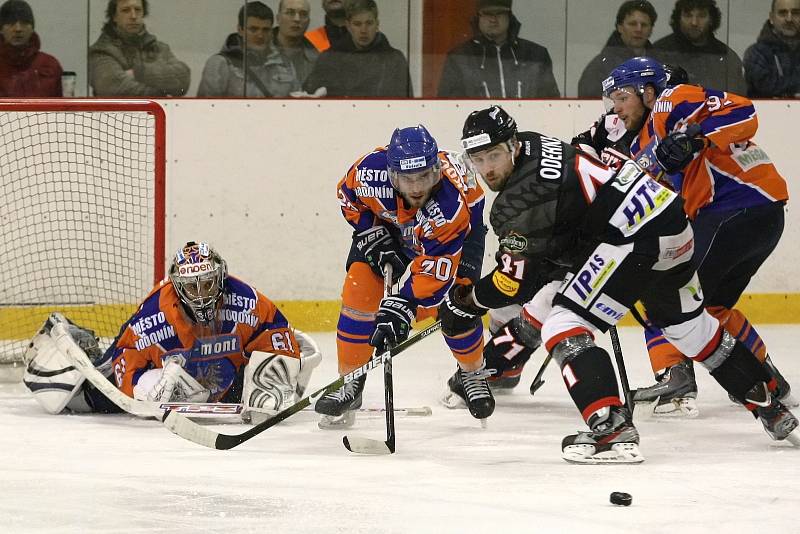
400;156;427;171
461;133;492;150
500;232;527;253
492;271;520;297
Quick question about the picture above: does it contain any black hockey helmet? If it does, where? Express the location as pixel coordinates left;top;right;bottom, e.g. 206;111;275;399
461;105;518;155
664;63;689;87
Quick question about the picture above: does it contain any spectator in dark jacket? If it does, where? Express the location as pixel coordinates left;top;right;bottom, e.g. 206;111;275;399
438;0;560;98
578;1;658;97
744;0;800;97
303;0;410;97
0;0;62;97
197;2;300;97
653;0;745;93
89;0;190;96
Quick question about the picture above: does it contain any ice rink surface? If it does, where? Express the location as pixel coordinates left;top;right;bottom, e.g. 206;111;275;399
1;325;798;534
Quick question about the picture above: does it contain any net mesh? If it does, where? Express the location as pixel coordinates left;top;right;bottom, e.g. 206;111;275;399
0;107;160;365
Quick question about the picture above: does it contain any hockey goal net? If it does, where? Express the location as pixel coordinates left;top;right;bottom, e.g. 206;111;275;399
0;99;165;374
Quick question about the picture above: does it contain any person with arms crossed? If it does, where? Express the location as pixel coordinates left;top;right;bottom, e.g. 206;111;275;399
89;0;190;97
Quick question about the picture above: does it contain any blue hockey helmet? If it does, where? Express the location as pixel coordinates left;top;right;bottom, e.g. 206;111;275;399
386;125;441;204
386;125;440;175
602;56;668;98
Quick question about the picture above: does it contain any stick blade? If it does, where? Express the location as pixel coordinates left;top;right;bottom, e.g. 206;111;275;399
342;435;394;455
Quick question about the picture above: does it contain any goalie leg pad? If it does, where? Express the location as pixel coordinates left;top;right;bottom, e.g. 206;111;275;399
243;352;301;413
23;330;87;414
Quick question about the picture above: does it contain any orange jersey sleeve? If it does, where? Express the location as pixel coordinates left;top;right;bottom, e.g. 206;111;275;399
637;84;788;218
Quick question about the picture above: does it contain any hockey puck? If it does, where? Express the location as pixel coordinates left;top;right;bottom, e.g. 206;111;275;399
610;492;632;506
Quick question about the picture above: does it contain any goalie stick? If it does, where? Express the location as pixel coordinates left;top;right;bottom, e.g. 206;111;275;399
163;320;443;450
343;266;396;455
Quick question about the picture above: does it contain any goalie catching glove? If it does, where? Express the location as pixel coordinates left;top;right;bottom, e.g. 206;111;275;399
352;226;408;283
369;296;416;353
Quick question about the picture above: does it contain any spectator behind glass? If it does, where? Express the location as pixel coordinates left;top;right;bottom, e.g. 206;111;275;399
744;0;800;97
303;0;411;97
0;0;62;96
273;0;319;86
653;0;745;93
197;2;300;97
89;0;190;96
437;0;560;98
578;1;658;97
306;0;349;52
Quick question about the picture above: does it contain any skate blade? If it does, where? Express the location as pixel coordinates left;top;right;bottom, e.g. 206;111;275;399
562;443;645;464
786;428;800;447
318;411;356;430
480;418;488;429
440;389;467;410
652;397;699;418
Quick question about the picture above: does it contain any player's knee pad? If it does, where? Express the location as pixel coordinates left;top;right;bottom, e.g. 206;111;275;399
550;335;621;420
483;315;542;376
23;312;107;414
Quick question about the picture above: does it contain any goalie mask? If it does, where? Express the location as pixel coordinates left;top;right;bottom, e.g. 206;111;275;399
168;241;227;325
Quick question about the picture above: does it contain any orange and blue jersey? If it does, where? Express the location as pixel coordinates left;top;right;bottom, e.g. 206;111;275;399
337;148;485;310
631;84;788;219
108;276;299;401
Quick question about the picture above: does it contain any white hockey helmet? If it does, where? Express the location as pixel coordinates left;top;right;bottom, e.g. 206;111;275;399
168;241;227;325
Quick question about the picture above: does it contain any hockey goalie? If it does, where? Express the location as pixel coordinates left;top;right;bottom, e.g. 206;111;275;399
22;241;321;420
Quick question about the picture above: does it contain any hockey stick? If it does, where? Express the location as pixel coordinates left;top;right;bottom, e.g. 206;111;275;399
609;326;633;413
50;318;163;418
343;266;396;454
163;320;443;450
529;353;552;396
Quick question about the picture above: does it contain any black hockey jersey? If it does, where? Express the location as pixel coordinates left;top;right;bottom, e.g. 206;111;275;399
474;131;687;309
571;112;637;170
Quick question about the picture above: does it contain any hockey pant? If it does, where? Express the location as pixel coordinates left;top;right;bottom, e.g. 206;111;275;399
336;262;483;374
645;202;785;373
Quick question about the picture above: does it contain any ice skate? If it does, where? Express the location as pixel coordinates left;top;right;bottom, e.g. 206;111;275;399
729;355;797;408
440;363;495;420
633;359;699;417
562;405;644;464
487;367;523;394
315;375;365;429
745;382;800;446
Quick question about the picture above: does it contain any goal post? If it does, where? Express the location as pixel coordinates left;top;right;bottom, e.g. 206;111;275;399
0;99;166;370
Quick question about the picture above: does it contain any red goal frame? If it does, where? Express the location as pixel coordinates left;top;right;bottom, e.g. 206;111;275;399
0;98;166;282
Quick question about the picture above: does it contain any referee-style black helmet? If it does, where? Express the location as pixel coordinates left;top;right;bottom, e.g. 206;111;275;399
461;105;518;154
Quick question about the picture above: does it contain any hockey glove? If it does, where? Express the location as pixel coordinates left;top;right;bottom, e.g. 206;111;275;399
655;126;707;174
353;226;407;283
370;296;417;354
439;283;487;336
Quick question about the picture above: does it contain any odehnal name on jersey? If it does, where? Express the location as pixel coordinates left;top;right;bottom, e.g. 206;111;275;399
539;135;563;180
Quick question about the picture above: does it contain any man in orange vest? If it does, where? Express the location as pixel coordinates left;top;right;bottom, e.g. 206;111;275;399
305;0;348;52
